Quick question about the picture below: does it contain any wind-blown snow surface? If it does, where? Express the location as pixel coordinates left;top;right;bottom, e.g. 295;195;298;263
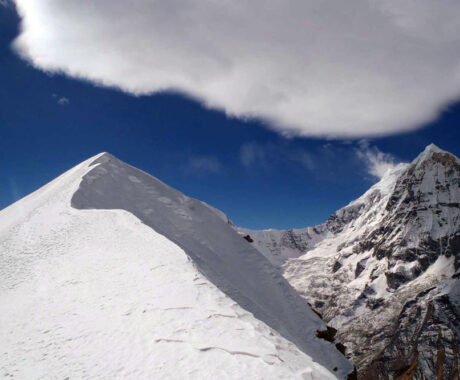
0;153;350;379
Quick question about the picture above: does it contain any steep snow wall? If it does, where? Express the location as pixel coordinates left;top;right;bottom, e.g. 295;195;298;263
71;153;352;377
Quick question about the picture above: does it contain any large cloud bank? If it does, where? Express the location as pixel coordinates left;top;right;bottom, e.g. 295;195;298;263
13;0;460;137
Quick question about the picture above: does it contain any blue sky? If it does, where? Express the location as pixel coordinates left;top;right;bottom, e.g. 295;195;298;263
1;3;460;229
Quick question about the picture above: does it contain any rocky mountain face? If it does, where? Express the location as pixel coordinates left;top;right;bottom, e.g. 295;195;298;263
240;144;460;379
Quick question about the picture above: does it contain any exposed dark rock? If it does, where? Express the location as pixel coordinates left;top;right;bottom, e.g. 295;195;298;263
355;259;367;278
332;260;342;273
347;367;358;380
361;295;460;380
385;271;410;290
317;326;337;343
314;300;325;309
279;230;310;252
366;298;384;310
336;342;347;355
373;245;390;260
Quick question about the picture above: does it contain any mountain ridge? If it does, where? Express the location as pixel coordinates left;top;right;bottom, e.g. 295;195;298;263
0;151;351;379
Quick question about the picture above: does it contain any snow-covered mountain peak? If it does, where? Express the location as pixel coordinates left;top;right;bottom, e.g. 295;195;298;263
412;142;460;168
423;142;444;154
385;144;460;246
243;145;460;379
0;152;352;379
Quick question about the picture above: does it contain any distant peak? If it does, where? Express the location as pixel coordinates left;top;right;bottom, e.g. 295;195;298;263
412;143;460;167
415;143;445;162
423;143;444;154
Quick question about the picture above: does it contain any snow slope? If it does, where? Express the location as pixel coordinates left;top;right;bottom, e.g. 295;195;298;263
0;153;350;379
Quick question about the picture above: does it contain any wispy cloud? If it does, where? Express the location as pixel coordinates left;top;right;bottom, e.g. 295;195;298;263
240;140;403;182
240;143;269;168
356;141;399;179
57;97;69;106
186;155;222;174
239;142;314;171
51;94;70;106
13;0;460;138
0;0;12;8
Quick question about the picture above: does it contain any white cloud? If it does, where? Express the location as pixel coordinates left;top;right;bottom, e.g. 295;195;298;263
57;97;69;106
356;141;399;179
12;0;460;138
186;155;222;174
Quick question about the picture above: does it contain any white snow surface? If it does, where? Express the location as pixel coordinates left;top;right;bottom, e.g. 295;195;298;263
0;153;348;379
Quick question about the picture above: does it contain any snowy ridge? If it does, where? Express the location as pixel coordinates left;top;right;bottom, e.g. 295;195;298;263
0;153;351;379
243;144;460;379
71;153;351;377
